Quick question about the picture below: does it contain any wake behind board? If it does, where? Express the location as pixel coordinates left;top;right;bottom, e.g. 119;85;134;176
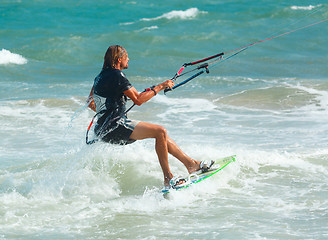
162;155;236;195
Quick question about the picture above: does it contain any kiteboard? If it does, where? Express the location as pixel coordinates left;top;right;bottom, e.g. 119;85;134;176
162;155;236;196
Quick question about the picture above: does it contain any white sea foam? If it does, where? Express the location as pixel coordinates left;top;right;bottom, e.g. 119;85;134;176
283;82;328;113
135;25;159;32
121;8;206;25
154;95;217;114
141;8;206;21
0;49;27;65
1;96;327;238
290;5;322;10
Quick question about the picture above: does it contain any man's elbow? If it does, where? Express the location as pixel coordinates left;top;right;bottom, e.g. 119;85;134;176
88;104;96;112
87;100;95;111
134;100;143;106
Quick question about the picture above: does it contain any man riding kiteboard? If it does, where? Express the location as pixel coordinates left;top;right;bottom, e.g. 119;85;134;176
87;45;214;189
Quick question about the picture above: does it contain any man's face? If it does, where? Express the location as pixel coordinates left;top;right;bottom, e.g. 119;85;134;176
120;54;129;70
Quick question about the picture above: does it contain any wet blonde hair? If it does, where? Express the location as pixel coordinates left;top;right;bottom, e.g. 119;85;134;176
102;45;127;69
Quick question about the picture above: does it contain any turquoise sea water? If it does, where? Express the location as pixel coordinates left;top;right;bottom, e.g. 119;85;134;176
1;1;328;239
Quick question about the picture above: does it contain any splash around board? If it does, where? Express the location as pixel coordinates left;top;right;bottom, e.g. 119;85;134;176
162;155;236;197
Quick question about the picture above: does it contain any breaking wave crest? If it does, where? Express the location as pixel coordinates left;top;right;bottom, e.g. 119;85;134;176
121;8;206;26
0;49;27;65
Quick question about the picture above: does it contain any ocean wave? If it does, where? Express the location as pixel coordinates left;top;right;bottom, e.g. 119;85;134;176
290;5;322;10
141;8;206;21
0;49;27;65
284;82;328;112
121;8;206;25
1;142;326;238
135;25;159;32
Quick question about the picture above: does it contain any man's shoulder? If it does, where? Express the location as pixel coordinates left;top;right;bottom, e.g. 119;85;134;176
103;68;127;79
113;69;127;79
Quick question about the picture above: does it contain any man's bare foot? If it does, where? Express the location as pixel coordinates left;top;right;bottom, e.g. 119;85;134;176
187;159;201;174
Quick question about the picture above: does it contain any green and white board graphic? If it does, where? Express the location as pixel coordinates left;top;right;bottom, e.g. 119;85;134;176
162;155;236;195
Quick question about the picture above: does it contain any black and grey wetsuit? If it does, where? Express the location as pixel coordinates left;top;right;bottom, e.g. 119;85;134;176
93;67;139;145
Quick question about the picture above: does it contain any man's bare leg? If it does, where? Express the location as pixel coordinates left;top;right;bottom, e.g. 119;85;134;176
167;137;200;174
129;122;200;186
130;122;172;185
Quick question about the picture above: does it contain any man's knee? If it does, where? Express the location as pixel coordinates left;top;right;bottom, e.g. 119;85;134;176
155;125;167;139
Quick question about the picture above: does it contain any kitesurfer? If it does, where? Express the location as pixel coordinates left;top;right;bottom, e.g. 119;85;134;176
87;45;214;188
